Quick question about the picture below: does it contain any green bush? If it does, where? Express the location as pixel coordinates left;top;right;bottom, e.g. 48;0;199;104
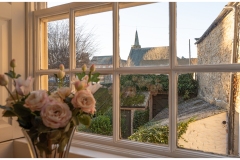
89;115;112;136
133;108;149;132
129;118;194;144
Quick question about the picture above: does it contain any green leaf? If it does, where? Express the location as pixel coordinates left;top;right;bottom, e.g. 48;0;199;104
72;116;79;126
16;74;21;78
13;103;31;117
38;123;51;133
90;73;100;83
78;114;91;127
76;72;85;80
64;123;70;133
58;137;69;153
0;105;13;110
2;110;17;117
48;130;61;140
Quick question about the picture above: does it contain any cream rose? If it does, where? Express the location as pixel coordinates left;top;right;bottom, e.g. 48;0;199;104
71;89;96;114
24;90;48;112
41;98;72;128
57;87;71;99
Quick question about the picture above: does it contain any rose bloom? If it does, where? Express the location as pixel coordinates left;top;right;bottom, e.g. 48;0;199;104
71;89;96;114
57;87;71;99
41;98;72;129
15;76;34;96
24;90;49;112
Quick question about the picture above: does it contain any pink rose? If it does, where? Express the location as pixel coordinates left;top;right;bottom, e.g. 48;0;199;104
24;90;48;112
15;76;34;96
71;89;96;114
41;98;72;128
56;87;71;99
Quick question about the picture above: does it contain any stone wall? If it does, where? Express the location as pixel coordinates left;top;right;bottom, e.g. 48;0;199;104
178;112;228;155
196;11;234;109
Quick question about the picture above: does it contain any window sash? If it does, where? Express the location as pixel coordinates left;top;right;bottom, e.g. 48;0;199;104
33;2;240;158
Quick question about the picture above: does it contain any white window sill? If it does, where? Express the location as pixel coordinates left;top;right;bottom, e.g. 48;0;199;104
13;138;128;158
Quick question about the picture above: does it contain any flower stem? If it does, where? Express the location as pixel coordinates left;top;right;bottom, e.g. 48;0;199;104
4;86;16;103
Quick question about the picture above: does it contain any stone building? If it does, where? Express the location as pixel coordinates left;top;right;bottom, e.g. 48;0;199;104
127;30;197;66
195;2;240;155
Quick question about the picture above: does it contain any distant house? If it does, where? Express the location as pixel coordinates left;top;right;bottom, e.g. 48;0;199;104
90;55;126;83
127;30;197;66
151;97;227;155
91;55;126;68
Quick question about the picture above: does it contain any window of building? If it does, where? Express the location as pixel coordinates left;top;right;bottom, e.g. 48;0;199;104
33;2;240;157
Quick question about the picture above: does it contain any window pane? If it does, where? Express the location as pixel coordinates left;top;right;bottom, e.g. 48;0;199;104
75;6;113;69
41;16;70;69
177;72;239;157
119;3;169;67
177;2;232;66
77;74;113;136
120;74;169;146
40;74;70;92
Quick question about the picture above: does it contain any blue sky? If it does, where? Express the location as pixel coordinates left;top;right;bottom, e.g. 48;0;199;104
48;2;227;60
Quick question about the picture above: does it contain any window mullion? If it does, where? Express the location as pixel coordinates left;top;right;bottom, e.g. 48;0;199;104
69;9;75;89
113;2;120;142
169;2;177;153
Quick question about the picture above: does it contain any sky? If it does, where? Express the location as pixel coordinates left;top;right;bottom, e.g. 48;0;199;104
48;2;227;60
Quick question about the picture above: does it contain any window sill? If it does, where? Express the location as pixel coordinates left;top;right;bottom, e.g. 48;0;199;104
13;138;127;158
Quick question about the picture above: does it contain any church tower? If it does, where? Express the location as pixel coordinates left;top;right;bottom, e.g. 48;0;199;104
131;30;141;49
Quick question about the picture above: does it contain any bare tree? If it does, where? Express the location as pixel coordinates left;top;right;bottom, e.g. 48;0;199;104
48;20;97;69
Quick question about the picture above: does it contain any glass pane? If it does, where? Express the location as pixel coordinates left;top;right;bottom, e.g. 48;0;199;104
75;6;113;69
40;74;70;92
41;16;70;69
177;72;239;157
77;74;113;136
119;3;169;67
120;74;169;146
177;2;231;65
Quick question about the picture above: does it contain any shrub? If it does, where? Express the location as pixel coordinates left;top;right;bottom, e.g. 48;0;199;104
129;118;194;144
133;108;149;132
89;115;112;136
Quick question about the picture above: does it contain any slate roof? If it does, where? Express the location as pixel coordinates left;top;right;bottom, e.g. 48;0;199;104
91;56;126;65
140;58;198;66
128;46;170;66
91;56;112;65
151;97;227;125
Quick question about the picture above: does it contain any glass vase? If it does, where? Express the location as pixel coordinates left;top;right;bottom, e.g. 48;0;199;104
21;127;76;158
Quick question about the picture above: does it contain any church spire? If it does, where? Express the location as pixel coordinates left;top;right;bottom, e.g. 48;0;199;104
132;30;141;49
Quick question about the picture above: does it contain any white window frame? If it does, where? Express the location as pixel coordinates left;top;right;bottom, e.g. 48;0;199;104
32;2;238;158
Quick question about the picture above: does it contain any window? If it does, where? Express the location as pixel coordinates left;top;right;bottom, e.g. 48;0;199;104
33;2;240;157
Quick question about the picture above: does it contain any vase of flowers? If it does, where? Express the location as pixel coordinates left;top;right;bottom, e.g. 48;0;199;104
0;59;100;158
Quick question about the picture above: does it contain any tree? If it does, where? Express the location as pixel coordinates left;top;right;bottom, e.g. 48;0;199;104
48;20;97;69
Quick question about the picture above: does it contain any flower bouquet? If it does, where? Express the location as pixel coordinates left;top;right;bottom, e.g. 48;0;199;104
0;59;100;158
